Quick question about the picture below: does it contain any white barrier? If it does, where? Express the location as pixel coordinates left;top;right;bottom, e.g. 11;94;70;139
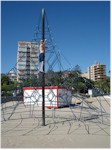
23;86;72;108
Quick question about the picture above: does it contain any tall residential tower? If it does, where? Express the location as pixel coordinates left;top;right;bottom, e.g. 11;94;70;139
17;41;38;82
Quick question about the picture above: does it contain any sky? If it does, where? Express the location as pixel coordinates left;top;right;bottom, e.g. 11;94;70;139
1;1;110;75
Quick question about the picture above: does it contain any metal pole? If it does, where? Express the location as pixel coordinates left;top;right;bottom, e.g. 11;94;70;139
42;8;45;41
42;8;45;126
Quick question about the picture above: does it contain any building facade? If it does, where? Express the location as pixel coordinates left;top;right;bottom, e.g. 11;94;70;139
17;41;38;82
8;70;17;81
88;63;106;81
81;63;106;81
81;72;89;79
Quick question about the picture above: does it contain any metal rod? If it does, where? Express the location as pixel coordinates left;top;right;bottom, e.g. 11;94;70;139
42;8;45;41
42;8;45;126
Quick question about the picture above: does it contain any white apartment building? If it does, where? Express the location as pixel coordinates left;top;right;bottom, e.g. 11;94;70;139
88;63;106;81
17;41;38;82
81;63;106;81
8;70;17;81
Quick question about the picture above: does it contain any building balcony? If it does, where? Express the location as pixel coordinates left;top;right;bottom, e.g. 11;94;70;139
30;55;38;58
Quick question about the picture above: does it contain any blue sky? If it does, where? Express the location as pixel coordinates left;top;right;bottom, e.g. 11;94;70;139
1;1;110;75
